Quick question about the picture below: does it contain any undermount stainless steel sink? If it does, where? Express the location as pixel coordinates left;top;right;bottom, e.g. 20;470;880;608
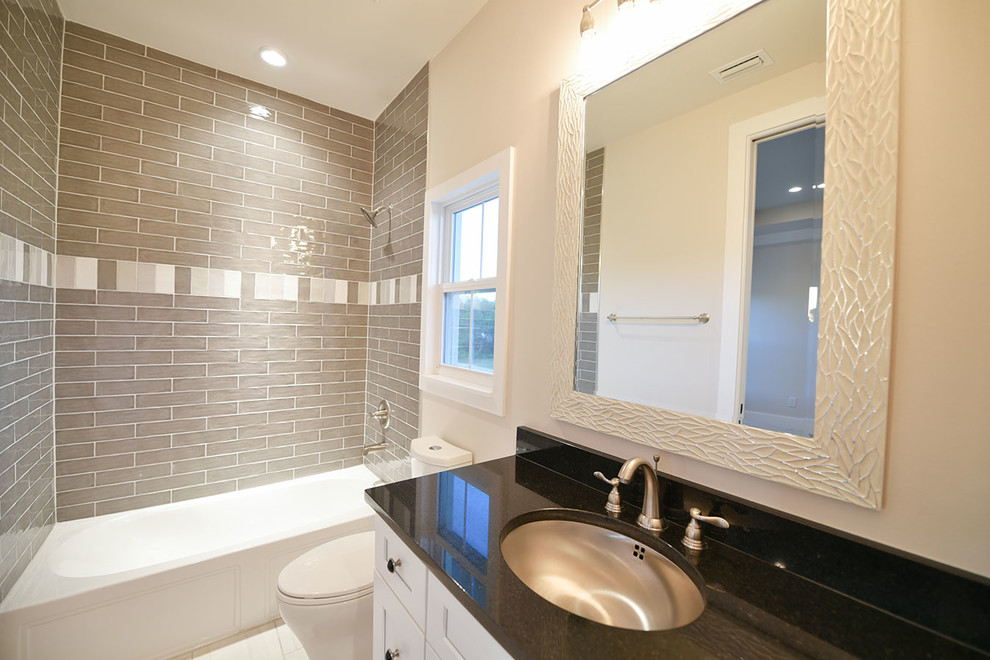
500;509;706;631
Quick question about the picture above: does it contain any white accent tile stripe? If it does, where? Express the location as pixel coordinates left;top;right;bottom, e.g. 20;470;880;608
223;270;241;298
334;279;348;303
188;267;240;298
357;281;371;305
400;274;417;304
1;232;54;287
116;262;174;294
45;250;419;306
74;256;98;290
255;274;299;301
309;277;328;303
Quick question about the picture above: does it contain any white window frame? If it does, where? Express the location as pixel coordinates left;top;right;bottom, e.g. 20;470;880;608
421;147;514;416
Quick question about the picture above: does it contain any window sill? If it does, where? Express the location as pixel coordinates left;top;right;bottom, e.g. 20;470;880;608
420;372;505;417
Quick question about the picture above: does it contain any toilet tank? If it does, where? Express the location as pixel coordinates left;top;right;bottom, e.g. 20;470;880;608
410;436;473;477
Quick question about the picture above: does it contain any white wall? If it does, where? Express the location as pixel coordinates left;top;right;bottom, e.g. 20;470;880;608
422;0;990;578
595;118;725;417
595;63;824;418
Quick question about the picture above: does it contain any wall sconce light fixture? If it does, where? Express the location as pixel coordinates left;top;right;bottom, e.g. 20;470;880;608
580;2;600;39
581;0;662;39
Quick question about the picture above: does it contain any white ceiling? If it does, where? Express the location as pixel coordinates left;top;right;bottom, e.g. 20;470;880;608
585;0;825;151
56;0;491;120
755;124;824;211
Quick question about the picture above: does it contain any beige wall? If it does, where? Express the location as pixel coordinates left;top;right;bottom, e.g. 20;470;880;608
423;0;990;577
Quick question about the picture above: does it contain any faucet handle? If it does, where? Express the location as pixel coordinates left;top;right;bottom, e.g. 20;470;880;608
593;471;622;516
593;471;619;486
681;507;729;551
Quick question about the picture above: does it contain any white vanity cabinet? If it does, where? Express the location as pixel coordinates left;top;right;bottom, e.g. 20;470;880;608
373;514;513;660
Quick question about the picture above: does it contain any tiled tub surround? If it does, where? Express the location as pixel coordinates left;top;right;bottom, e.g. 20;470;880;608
54;280;371;521
53;22;383;521
0;0;63;600
363;65;429;482
367;428;990;659
0;279;54;601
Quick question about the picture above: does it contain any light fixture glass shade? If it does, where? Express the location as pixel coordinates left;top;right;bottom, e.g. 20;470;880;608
580;6;596;38
617;0;636;12
259;47;287;67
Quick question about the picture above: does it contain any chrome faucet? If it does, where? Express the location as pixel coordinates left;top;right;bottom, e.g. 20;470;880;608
617;457;665;532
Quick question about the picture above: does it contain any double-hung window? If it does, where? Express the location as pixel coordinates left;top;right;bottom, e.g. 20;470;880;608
421;148;513;416
441;192;498;377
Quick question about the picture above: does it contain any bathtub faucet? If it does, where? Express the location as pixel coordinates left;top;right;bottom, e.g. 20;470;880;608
369;400;391;430
362;442;389;456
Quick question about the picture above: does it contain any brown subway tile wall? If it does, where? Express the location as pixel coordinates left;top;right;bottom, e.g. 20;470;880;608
576;148;604;395
58;22;374;281
54;287;370;520
54;23;375;520
0;0;62;600
364;65;429;482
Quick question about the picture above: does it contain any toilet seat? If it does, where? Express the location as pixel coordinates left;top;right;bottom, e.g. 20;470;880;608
276;584;373;606
277;531;374;605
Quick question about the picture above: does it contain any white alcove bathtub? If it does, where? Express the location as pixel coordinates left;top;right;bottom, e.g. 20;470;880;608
0;465;380;660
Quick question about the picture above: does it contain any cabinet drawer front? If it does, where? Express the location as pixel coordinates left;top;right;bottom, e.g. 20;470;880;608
426;573;513;660
375;516;429;628
374;571;426;660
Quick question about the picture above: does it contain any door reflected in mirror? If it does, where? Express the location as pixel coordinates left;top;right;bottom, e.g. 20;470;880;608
742;124;824;437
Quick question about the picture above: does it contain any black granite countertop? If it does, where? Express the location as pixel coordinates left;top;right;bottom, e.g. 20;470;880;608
364;428;990;659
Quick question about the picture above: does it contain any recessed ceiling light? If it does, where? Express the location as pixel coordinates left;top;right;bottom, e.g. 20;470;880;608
788;186;803;193
259;47;287;67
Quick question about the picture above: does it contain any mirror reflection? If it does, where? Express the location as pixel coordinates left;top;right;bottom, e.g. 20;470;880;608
574;0;826;436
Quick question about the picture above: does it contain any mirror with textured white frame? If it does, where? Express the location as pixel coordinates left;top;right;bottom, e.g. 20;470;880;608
551;0;900;508
577;0;825;437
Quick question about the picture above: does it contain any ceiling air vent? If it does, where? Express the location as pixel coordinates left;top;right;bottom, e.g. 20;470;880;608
710;49;774;85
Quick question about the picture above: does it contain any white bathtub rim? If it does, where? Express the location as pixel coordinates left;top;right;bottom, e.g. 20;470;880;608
0;464;382;612
47;464;380;578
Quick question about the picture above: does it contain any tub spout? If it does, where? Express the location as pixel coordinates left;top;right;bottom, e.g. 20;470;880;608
362;442;388;456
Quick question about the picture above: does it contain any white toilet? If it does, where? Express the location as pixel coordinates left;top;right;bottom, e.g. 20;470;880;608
410;435;473;476
276;531;375;660
276;437;472;659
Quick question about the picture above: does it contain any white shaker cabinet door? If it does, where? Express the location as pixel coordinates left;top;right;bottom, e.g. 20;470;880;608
373;570;426;660
375;516;429;629
426;573;513;660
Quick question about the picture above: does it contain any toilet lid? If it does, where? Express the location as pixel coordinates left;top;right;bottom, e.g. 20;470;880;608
278;531;375;600
410;436;472;467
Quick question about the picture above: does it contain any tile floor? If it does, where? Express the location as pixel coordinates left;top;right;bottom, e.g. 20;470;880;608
168;619;308;660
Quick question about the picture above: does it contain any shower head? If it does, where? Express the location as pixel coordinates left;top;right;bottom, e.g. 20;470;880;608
361;205;392;228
